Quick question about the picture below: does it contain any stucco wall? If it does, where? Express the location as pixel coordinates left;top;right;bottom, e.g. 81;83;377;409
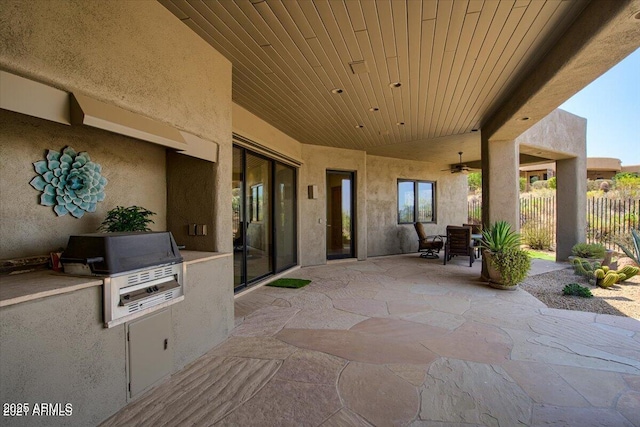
516;109;586;157
0;109;167;259
166;151;217;251
0;0;233;254
300;145;367;266
366;155;468;257
172;256;234;371
232;103;303;163
0;286;126;427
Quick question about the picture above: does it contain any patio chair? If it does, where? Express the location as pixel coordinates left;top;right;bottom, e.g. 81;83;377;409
444;225;475;267
463;223;483;258
414;222;443;259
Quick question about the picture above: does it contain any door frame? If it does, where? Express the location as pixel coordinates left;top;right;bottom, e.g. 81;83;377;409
233;144;298;293
326;170;355;260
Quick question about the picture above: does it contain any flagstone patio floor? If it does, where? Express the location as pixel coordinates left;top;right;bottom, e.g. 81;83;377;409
103;255;640;427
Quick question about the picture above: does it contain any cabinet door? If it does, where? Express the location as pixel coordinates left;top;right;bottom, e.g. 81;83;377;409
127;309;173;397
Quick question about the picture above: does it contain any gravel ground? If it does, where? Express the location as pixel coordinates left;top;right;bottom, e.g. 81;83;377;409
520;267;640;319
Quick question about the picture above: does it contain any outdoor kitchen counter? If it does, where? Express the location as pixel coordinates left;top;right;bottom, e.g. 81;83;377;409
0;270;102;308
0;251;231;308
0;251;235;426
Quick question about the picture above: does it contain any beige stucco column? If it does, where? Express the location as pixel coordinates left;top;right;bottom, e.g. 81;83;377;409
556;157;587;260
481;135;520;230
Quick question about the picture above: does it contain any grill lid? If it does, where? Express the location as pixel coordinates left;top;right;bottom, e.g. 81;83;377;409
61;231;182;275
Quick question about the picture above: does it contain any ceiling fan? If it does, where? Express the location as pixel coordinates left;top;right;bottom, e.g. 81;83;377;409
444;152;471;174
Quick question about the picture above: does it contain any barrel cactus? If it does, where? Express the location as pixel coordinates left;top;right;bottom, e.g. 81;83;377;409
600;273;618;288
617;265;639;280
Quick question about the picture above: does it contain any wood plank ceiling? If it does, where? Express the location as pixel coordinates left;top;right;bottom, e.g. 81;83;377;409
160;0;590;164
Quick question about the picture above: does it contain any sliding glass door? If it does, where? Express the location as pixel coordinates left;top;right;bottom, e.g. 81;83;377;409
233;145;297;292
275;163;296;272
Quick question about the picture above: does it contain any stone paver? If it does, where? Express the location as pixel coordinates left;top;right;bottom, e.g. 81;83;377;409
616;391;640;426
102;255;640;427
275;349;346;384
339;362;419;427
531;405;634;427
421;321;513;364
420;358;532;426
216;379;341;427
501;360;590;407
231;305;300;337
277;328;439;365
321;408;372;426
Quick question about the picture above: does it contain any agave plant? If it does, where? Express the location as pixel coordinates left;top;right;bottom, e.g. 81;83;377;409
480;220;521;253
616;229;640;266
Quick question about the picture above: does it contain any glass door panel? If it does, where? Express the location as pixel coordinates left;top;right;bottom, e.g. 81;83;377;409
275;163;296;271
326;171;354;259
232;147;244;290
245;153;272;282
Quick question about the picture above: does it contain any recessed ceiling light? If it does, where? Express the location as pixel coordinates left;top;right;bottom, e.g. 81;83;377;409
389;82;402;88
355;124;364;128
396;122;405;126
518;116;530;121
331;88;343;94
369;107;379;112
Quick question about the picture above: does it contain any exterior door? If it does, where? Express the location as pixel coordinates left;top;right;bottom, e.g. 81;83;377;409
326;171;354;259
233;145;297;292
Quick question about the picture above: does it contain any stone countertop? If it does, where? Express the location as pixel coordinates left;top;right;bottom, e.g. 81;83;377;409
0;270;101;308
0;251;231;308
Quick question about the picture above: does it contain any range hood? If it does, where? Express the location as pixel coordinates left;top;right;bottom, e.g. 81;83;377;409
70;93;187;151
0;70;217;163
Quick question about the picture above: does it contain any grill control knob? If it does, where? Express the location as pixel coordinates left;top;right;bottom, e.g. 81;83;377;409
153;286;159;292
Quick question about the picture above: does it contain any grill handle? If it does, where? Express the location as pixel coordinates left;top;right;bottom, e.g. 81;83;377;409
60;256;104;265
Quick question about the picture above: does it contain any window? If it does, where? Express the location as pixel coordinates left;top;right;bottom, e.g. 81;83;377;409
398;180;436;223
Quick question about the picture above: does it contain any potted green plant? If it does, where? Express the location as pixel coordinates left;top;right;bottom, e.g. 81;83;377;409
480;221;531;290
98;206;156;232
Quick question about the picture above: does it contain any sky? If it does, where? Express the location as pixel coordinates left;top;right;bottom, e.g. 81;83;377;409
559;47;640;166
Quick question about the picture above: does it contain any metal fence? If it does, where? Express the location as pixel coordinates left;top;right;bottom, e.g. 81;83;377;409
468;196;640;250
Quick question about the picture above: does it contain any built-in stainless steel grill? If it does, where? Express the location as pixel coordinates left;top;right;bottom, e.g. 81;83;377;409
61;232;184;328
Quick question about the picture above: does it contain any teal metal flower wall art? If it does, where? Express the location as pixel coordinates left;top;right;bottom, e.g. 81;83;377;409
30;146;108;218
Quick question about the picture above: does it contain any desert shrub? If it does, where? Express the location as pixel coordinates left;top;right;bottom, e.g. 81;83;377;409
587;179;614;192
571;242;606;259
522;222;553;250
562;283;593;298
519;177;527;192
467;172;481;193
613;173;640;199
531;180;549;190
548;177;556;189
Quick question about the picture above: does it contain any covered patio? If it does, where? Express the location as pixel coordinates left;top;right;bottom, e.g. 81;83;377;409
103;256;640;426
